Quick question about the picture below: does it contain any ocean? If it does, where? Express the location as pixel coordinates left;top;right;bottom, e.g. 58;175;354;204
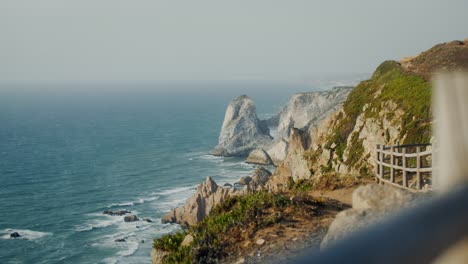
0;81;322;264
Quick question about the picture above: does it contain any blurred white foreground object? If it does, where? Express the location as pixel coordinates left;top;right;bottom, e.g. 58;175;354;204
433;71;468;263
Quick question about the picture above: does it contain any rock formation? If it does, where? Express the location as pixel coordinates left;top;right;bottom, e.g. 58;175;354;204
162;176;239;226
266;128;312;191
246;149;273;165
162;170;274;227
304;40;468;178
276;87;352;138
211;95;272;157
124;215;138;222
265;139;289;166
151;248;169;264
249;167;272;190
320;184;417;248
10;232;21;238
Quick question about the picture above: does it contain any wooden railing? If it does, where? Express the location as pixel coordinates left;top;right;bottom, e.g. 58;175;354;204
375;144;432;191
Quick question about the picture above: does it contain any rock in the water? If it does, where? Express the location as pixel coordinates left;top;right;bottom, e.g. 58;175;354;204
114;238;126;242
10;232;21;238
144;218;153;223
246;149;273;165
320;184;416;249
276;87;352;138
238;176;252;186
266;139;289;166
223;183;233;187
124;215;138;222
103;210;131;216
211;95;272;157
162;176;241;226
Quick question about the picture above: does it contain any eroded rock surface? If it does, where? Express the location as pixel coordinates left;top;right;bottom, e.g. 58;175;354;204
246;149;273;165
161;176;239;226
211;95;272;157
276;87;352;138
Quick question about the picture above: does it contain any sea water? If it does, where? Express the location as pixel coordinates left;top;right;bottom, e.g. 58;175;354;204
0;81;327;264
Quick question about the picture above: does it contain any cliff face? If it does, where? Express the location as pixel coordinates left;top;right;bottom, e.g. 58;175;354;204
211;95;272;157
245;88;352;167
276;87;352;138
304;40;468;178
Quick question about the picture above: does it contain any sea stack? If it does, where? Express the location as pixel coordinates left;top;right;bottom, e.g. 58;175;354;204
211;95;272;156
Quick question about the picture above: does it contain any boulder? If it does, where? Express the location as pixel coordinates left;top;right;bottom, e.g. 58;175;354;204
238;176;252;186
320;184;416;249
162;176;239;226
211;95;272;156
10;232;21;238
124;215;138;222
256;238;265;245
224;183;233;187
250;167;272;187
181;234;194;247
151;248;169;264
144;218;153;223
266;139;289;166
246;149;273;165
352;184;415;211
114;238;126;242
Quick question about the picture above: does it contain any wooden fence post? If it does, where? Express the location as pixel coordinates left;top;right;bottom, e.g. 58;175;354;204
402;148;407;187
380;146;384;181
376;144;380;183
416;146;422;190
390;146;395;183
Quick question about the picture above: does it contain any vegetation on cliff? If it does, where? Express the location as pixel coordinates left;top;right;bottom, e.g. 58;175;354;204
305;40;468;175
153;190;344;263
305;60;432;173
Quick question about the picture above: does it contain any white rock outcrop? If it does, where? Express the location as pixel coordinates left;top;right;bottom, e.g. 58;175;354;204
161;176;237;227
246;149;273;165
265;139;289;166
211;95;272;157
276;87;352;138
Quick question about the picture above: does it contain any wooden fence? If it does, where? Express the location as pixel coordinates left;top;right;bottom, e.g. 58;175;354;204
375;144;432;192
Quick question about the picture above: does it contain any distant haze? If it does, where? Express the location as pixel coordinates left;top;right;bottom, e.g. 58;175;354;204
1;0;467;83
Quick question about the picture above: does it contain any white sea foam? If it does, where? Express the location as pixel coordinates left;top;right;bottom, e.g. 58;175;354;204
154;185;196;196
155;198;187;211
0;228;52;241
75;215;124;232
106;196;160;208
200;154;224;163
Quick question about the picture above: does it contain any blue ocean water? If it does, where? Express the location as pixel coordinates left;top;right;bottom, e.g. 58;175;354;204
0;82;314;264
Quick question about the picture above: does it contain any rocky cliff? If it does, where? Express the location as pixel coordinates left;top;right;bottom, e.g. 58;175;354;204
211;95;272;157
245;87;352;167
264;40;468;190
161;176;237;227
162;168;272;226
301;40;468;179
276;87;353;138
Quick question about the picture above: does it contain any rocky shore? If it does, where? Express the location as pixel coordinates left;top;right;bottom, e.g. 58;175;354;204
153;40;468;264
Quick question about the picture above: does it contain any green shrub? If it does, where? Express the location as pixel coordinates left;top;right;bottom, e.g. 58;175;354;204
153;191;292;263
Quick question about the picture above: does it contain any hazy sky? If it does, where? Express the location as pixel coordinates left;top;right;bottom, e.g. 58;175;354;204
1;0;467;83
